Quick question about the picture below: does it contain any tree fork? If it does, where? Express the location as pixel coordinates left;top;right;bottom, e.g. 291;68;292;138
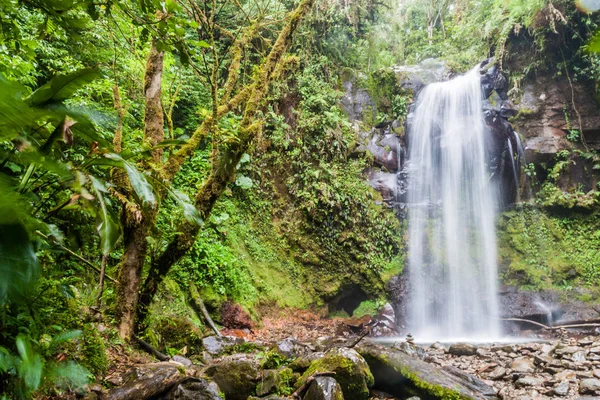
135;0;315;331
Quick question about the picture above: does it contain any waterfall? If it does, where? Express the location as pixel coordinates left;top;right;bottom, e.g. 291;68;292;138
406;66;501;341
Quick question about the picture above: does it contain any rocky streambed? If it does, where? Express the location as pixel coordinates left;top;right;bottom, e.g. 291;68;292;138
89;328;600;400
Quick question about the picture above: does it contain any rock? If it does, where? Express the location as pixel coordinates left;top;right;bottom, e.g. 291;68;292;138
356;342;497;399
107;362;183;400
515;376;544;388
370;303;397;336
303;377;344;400
277;338;301;357
430;342;446;351
448;343;478;356
511;357;534;373
580;378;600;394
533;354;552;365
159;378;223;400
552;380;570;396
394;58;448;95
593;369;600;379
205;354;261;400
297;347;374;400
256;367;294;397
572;351;587;362
220;301;254;330
556;346;581;356
202;335;244;356
172;356;193;367
290;352;326;372
391;341;426;360
488;366;506;380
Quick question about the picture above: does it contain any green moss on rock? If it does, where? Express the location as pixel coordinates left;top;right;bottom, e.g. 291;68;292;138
296;347;373;400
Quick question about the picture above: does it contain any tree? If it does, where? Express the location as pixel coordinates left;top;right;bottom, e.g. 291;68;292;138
110;0;316;339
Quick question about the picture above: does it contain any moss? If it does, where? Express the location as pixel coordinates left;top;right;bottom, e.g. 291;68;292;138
296;349;373;400
152;315;204;353
497;207;600;291
80;324;108;376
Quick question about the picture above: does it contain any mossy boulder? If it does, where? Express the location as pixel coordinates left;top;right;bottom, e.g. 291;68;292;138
296;347;374;400
152;315;204;353
355;341;497;400
304;377;344;400
256;367;296;396
205;354;261;400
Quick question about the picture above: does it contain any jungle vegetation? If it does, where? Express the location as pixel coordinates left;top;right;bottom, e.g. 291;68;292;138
1;0;600;397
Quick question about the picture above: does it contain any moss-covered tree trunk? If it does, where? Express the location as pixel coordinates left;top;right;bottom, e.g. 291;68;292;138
135;0;315;331
116;40;164;339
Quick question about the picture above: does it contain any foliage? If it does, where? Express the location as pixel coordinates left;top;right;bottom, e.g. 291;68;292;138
498;206;600;291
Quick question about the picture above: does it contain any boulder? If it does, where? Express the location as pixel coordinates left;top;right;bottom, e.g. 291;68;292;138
256;367;295;397
220;301;254;330
159;378;223;400
303;377;344;400
448;343;478;357
356;342;497;399
394;58;448;95
106;362;183;400
297;347;374;400
202;335;244;356
205;354;261;400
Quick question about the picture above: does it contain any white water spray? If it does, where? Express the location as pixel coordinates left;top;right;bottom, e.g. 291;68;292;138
407;66;501;341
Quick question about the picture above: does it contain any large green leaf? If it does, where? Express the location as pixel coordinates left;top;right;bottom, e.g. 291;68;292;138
90;176;121;255
26;69;102;106
169;189;203;226
105;154;156;207
15;335;44;392
0;76;42;140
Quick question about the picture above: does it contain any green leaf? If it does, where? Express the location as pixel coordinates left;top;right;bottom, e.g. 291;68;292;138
235;175;253;190
90;176;121;255
16;335;44;392
105;154;156;207
49;330;82;348
46;361;89;390
26;69;102;106
168;189;203;226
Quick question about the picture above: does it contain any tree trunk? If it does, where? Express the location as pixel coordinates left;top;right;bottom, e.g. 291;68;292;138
116;214;149;339
135;0;315;331
115;39;165;340
144;39;165;164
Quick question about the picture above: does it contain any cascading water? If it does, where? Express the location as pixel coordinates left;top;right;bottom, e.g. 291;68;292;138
407;66;501;341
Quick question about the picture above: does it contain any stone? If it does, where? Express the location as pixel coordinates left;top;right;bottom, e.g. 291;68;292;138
356;342;496;399
593;369;600;379
202;336;244;356
220;301;254;330
555;346;581;356
555;370;576;381
579;378;600;394
515;376;544;388
172;356;192;367
297;347;373;400
106;363;183;400
256;367;294;397
534;354;552;365
204;354;261;400
488;366;506;380
277;338;302;357
290;352;326;372
552;380;570;397
448;343;478;356
511;357;534;373
303;377;344;400
160;378;223;400
430;342;446;351
572;351;587;363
